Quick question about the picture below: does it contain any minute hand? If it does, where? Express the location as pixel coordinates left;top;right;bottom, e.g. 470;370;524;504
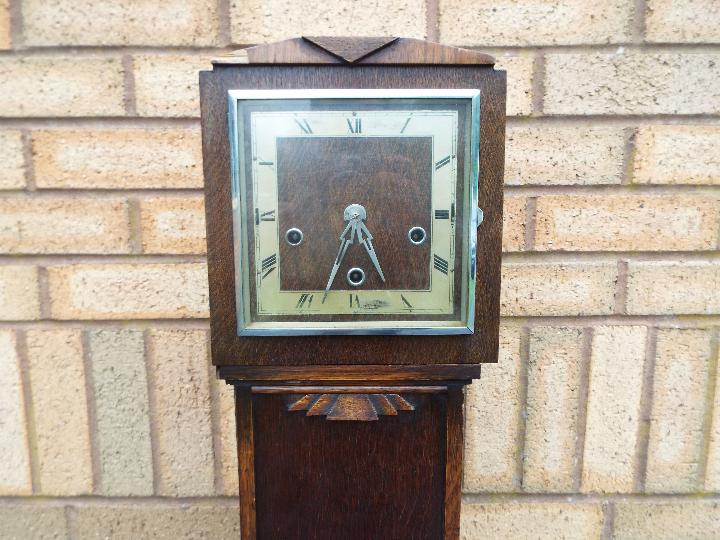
358;222;385;282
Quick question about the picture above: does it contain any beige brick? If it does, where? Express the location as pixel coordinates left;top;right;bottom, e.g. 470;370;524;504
614;501;720;540
582;326;647;493
646;329;712;493
502;196;525;252
231;0;425;43
524;327;584;493
147;329;214;496
646;0;720;43
26;329;92;495
140;196;206;254
32;128;203;189
495;55;534;116
505;126;625;185
440;0;631;46
0;56;124;117
0;131;26;189
0;266;40;320
89;330;153;496
464;326;522;492
545;52;720;115
23;0;219;46
0;505;68;540
0;330;31;495
75;503;239;539
705;337;720;493
134;55;211;117
703;343;720;492
48;263;209;319
0;197;131;254
461;502;603;540
626;261;720;315
214;378;239;496
535;194;720;251
501;263;617;316
0;0;9;49
633;126;720;185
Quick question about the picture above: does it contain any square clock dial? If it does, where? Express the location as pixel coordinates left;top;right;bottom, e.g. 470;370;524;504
229;89;480;335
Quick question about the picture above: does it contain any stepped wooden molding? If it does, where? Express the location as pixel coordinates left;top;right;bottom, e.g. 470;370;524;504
287;393;416;421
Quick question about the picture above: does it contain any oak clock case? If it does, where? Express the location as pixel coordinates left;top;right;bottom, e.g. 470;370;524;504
199;36;506;540
229;89;480;336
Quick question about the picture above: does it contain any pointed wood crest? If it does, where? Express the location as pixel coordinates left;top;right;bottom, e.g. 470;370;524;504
212;37;494;66
303;36;398;63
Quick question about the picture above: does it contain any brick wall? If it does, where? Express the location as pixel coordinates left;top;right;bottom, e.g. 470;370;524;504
0;1;719;538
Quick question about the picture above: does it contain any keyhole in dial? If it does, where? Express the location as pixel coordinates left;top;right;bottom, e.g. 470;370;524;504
347;267;366;287
285;228;303;246
408;226;426;245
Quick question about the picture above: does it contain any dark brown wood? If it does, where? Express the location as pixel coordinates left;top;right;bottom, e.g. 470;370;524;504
233;382;464;538
213;37;344;65
303;36;398;62
272;136;433;293
200;63;505;366
253;385;445;394
444;385;465;540
212;37;495;66
248;384;451;539
218;364;480;382
366;38;495;65
201;37;504;540
235;386;256;539
285;392;416;421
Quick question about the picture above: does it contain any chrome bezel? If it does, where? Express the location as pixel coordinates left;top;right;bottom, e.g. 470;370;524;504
228;89;481;336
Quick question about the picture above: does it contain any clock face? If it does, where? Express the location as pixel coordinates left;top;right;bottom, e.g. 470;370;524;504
229;90;479;335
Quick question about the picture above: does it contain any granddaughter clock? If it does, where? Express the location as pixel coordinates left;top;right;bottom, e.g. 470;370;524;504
199;37;506;540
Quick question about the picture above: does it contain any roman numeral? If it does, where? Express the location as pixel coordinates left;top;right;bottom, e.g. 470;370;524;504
433;254;449;275
347;117;362;133
349;294;360;308
434;209;450;219
435;155;451;169
400;117;412;134
401;295;413;309
255;209;276;224
296;293;313;309
261;254;277;278
294;118;313;134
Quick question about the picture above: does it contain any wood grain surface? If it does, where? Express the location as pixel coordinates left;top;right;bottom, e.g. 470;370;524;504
250;389;446;539
232;382;467;539
203;38;503;540
285;392;417;421
200;64;506;366
275;136;432;292
217;364;480;382
212;37;495;66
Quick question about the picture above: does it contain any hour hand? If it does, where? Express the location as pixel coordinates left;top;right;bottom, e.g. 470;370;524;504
322;221;355;303
358;222;385;282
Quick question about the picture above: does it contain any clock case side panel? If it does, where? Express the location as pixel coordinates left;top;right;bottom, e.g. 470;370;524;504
199;65;506;367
